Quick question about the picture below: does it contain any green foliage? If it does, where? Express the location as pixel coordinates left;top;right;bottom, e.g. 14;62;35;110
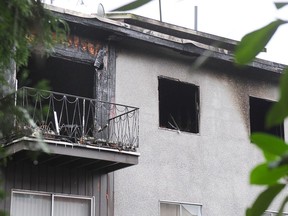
0;0;68;143
246;184;285;216
266;69;288;128
0;1;66;211
234;4;288;216
251;133;288;158
112;0;153;12
274;2;288;10
277;197;288;216
250;163;288;185
0;0;68;74
0;0;68;137
235;19;286;64
0;210;7;216
33;79;51;91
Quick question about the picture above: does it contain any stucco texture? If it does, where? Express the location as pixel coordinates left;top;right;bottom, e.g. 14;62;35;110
113;42;284;216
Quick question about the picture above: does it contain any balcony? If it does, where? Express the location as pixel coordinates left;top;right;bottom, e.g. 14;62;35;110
0;87;139;172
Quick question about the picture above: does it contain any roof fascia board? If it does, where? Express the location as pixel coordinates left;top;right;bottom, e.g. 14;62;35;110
47;6;285;74
106;12;242;51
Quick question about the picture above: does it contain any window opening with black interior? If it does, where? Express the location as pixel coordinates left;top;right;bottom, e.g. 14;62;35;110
249;96;284;138
17;55;95;142
158;77;199;133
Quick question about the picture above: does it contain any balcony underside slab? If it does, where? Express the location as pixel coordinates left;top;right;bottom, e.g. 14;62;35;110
3;137;139;173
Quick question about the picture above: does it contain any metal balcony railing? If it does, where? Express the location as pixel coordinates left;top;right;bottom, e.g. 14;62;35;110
1;87;139;151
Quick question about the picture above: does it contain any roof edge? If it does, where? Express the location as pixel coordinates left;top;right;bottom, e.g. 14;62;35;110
45;4;286;74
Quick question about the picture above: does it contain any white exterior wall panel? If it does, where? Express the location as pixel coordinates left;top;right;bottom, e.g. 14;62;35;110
113;44;284;216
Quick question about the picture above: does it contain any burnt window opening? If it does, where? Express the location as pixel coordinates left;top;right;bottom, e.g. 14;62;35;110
158;77;199;133
18;55;95;98
17;56;96;140
250;97;284;138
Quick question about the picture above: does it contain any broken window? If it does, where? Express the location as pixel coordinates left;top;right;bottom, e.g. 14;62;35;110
249;96;284;138
19;55;95;98
158;77;199;133
16;56;96;141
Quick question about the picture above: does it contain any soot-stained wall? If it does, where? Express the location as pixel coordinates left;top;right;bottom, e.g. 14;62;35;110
112;41;285;216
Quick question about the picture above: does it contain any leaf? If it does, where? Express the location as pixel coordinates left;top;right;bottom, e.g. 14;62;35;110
0;189;5;199
263;151;278;162
0;210;7;216
246;184;285;216
267;69;288;127
270;154;288;168
276;196;288;216
112;0;153;11
18;107;50;153
275;2;288;9
251;133;288;157
235;19;286;64
250;163;288;185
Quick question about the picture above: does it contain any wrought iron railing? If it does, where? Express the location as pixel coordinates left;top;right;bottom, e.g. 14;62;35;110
1;87;139;151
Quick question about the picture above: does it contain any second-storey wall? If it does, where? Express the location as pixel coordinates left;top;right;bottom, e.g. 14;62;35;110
113;42;284;216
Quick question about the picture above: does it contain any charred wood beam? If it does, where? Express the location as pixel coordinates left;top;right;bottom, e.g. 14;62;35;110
52;46;94;64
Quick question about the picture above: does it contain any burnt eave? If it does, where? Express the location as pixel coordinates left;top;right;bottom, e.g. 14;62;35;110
3;137;139;173
50;8;286;76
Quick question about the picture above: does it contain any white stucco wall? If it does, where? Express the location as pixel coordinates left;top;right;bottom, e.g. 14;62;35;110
113;43;283;216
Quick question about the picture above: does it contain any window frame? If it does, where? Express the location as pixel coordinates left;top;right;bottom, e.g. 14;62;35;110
249;96;285;138
159;200;202;216
158;76;200;134
264;211;288;216
10;189;94;216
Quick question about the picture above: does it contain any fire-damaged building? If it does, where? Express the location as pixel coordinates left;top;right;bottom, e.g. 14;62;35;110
0;4;287;216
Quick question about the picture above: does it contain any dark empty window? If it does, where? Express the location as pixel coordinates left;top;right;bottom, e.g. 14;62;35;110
19;55;94;98
158;77;199;133
250;97;284;138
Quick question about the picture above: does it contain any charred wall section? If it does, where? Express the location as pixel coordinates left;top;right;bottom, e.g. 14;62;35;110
19;36;116;103
11;25;117;216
